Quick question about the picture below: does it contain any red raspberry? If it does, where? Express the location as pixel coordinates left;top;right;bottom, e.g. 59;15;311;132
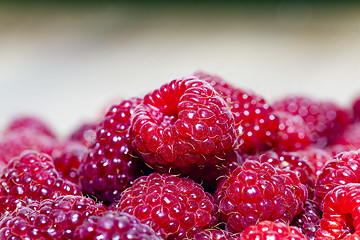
0;128;59;166
193;229;237;240
239;221;309;240
291;200;322;240
297;147;333;177
0;195;106;239
273;96;350;147
68;121;97;146
79;98;143;204
216;160;307;233
315;150;360;204
74;211;161;240
52;141;87;184
335;122;360;150
274;111;311;152
316;183;360;239
195;71;278;154
4;115;56;138
0;150;80;218
115;173;218;239
131;77;237;169
353;96;360;122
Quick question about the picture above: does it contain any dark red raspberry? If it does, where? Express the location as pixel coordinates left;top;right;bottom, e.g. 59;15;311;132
353;96;360;122
115;173;218;239
239;221;309;240
297;147;333;177
274;111;311;152
216;160;307;233
273;96;350;147
0;195;106;239
315;150;360;204
4;115;56;138
52;141;87;184
193;229;237;240
131;77;237;169
316;183;360;239
74;211;161;240
243;151;316;199
291;200;322;240
195;71;279;154
79;98;143;204
0;128;59;166
68;121;97;146
0;150;80;218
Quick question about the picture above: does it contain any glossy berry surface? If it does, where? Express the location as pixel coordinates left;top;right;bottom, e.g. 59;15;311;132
79;98;142;204
239;221;309;240
0;195;106;239
216;160;307;233
273;95;350;147
316;183;360;239
131;77;237;169
0;150;80;218
315;150;360;203
195;71;279;154
116;173;218;239
74;211;161;240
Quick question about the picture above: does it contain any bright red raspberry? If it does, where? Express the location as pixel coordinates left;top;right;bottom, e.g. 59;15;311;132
0;195;106;239
273;96;350;147
0;150;80;218
115;173;218;239
216;160;307;233
52;141;87;184
79;98;143;204
68;121;97;146
291;200;322;240
74;211;161;240
353;96;360;122
131;77;237;169
316;183;360;239
195;71;279;154
315;150;360;204
193;229;238;240
239;221;309;240
0;128;59;166
274;111;311;152
4;115;56;138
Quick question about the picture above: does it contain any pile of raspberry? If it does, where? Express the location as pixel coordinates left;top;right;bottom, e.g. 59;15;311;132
1;72;360;240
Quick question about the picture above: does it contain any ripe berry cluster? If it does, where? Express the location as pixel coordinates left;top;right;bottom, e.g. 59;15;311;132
1;72;360;239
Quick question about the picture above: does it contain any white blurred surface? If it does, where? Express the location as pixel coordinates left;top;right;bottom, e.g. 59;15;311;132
0;4;360;136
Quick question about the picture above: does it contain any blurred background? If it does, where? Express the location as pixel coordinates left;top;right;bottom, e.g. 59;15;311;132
1;1;360;136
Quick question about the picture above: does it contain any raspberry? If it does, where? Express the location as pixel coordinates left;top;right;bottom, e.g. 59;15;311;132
353;96;360;122
0;150;80;218
4;115;56;138
0;128;59;166
335;122;360;150
79;98;143;204
52;141;86;184
131;77;237;169
316;183;360;239
193;229;237;240
74;211;161;240
68;121;97;146
274;111;311;152
0;195;106;239
115;173;218;239
239;221;309;240
195;71;278;154
216;160;307;233
297;147;333;177
273;96;350;147
291;200;322;240
315;150;360;204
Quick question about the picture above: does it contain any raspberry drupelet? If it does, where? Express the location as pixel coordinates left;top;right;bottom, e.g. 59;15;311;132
114;172;219;240
239;221;309;240
316;183;360;239
215;160;307;233
79;98;143;204
0;195;106;239
194;71;279;154
74;211;161;240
